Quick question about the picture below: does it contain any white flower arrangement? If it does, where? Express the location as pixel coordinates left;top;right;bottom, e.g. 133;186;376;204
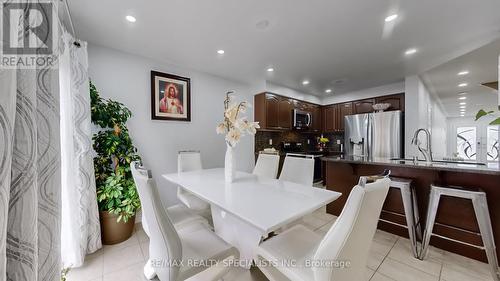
217;91;260;147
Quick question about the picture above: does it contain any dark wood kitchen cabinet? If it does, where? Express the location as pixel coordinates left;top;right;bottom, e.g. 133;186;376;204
322;104;339;133
338;102;353;131
353;98;375;114
254;92;294;130
255;92;405;131
264;94;279;128
375;93;405;112
310;104;322;132
278;98;293;129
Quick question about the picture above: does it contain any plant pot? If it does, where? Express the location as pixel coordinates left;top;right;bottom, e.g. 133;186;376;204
99;211;136;245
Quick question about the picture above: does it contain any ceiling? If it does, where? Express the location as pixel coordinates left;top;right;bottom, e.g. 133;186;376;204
67;0;500;96
421;39;500;118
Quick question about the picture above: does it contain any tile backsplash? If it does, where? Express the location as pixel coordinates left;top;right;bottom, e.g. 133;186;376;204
255;130;344;153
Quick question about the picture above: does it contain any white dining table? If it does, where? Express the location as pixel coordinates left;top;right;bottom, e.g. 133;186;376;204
162;168;342;268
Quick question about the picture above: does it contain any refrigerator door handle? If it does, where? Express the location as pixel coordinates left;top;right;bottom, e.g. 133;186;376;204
367;114;372;158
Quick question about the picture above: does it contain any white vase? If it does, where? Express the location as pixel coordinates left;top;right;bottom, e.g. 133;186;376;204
225;144;235;183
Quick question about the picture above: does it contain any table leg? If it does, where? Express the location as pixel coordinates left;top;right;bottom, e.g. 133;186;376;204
211;205;264;269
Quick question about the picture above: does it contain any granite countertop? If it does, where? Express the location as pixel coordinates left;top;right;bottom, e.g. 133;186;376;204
321;155;500;175
255;150;344;156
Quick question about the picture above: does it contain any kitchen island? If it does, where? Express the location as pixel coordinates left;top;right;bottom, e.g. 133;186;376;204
322;156;500;262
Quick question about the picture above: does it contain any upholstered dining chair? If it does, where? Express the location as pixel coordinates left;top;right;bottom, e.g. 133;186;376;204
176;151;211;219
253;153;280;179
256;175;391;281
131;162;208;232
279;154;314;186
131;162;239;281
131;162;207;279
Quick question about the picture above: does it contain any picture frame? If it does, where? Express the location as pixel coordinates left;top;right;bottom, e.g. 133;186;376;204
151;70;191;121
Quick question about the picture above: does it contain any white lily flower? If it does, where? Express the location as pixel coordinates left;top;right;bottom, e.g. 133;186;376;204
216;123;226;134
225;129;241;146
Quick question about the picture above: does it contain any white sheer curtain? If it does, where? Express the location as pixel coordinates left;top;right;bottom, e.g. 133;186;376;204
0;2;61;280
59;31;102;268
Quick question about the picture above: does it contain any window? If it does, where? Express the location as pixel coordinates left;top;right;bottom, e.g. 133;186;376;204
487;126;499;161
456;126;476;160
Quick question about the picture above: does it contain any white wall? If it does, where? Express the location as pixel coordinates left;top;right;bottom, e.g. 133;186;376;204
88;43;256;207
265;81;322;104
405;75;447;158
321;82;404;105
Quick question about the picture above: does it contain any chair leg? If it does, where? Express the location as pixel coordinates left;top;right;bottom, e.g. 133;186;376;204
401;186;419;258
472;194;500;281
144;259;157;280
412;187;423;241
420;189;440;260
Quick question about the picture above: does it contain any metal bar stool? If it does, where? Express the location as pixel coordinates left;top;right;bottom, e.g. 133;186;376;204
379;177;422;258
421;184;500;281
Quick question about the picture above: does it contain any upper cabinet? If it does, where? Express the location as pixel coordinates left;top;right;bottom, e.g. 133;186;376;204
278;98;293;129
322;104;339;133
375;93;405;112
353;98;375;114
254;93;298;130
264;94;280;128
254;92;404;132
310;104;322;132
338;102;353;130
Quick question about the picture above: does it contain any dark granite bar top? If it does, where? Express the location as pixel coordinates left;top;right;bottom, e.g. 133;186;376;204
255;150;344;156
321;156;500;175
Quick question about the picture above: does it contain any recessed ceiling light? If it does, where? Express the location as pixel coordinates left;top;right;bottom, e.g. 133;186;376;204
458;70;469;76
385;14;398;22
256;20;270;30
302;80;310;85
458;92;467;95
125;15;136;22
405;48;418;55
458;83;468;87
325;89;332;93
266;67;274;72
458;96;467;100
460;114;465;117
459;105;466;109
459;102;466;105
217;49;225;55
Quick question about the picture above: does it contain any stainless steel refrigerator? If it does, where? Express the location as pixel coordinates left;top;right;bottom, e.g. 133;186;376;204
344;111;403;158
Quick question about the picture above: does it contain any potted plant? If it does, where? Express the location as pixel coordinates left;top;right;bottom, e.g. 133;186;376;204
476;108;500;125
90;82;141;244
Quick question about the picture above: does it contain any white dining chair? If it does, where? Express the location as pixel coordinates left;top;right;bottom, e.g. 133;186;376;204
131;162;208;232
279;154;314;186
256;176;391;281
131;162;209;279
253;153;280;179
176;151;211;218
131;162;239;280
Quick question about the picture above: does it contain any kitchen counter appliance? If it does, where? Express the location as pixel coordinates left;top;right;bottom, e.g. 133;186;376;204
293;109;312;130
344;111;403;159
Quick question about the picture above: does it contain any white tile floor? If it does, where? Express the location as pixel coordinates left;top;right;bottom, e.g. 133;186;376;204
67;209;495;281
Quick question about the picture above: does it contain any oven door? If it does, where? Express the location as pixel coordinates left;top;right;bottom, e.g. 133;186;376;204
293;109;312;129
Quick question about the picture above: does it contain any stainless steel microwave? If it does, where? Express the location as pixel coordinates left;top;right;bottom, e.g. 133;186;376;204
293;109;312;129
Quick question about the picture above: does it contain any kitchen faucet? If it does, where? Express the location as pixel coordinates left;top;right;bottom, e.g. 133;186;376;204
411;128;433;163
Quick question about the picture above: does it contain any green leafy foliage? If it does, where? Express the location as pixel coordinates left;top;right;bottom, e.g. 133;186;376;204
475;108;500;126
91;81;141;223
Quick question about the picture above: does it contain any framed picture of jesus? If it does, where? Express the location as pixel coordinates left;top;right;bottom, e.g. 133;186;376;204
151;70;191;121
